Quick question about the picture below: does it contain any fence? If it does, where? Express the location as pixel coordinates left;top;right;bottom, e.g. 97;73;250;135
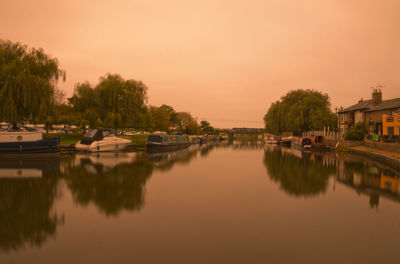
302;130;340;140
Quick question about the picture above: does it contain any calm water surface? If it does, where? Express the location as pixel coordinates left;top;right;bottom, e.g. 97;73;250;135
1;142;400;263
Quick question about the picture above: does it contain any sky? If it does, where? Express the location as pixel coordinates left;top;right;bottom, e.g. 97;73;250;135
1;0;399;128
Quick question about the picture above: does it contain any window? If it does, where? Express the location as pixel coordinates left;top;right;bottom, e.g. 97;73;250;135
340;114;347;123
355;111;363;124
386;116;394;122
387;127;394;135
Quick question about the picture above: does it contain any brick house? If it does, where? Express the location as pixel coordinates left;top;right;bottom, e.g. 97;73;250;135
338;89;400;135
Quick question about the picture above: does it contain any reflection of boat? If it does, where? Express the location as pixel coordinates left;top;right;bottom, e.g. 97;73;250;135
263;134;279;144
292;136;327;150
280;132;294;146
0;156;60;178
146;134;189;152
74;152;137;173
76;152;136;174
75;129;131;152
0;130;59;154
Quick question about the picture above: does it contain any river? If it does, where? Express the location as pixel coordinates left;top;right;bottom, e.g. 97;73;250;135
1;141;399;263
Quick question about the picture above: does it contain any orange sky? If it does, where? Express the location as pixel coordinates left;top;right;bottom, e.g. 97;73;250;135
1;0;399;128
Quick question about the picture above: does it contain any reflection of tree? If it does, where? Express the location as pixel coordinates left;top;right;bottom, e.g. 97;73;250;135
0;158;63;252
263;148;335;197
64;153;153;216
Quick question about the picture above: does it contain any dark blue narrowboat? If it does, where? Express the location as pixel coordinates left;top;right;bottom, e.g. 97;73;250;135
0;131;60;154
146;134;189;152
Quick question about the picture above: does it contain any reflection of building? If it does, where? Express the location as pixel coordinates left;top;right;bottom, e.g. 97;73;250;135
336;155;400;208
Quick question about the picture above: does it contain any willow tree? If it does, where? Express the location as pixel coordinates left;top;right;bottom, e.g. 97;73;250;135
0;40;65;126
264;89;337;134
68;74;148;129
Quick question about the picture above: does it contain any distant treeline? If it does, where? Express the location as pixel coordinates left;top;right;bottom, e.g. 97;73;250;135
0;39;217;134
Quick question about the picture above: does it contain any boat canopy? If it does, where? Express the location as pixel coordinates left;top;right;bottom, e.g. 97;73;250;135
80;129;113;145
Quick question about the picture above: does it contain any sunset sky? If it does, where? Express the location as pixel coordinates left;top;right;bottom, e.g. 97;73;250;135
1;0;399;128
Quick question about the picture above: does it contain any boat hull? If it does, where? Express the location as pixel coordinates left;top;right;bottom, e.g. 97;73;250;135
0;137;60;154
75;141;131;152
146;142;189;153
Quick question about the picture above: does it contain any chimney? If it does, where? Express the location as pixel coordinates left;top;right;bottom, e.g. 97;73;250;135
372;88;382;104
358;98;363;103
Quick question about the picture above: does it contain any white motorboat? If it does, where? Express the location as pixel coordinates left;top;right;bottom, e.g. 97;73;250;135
75;129;131;152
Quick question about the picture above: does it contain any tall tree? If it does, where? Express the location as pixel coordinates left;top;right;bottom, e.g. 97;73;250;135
68;74;148;129
177;112;198;134
264;89;337;134
200;120;214;134
0;40;65;125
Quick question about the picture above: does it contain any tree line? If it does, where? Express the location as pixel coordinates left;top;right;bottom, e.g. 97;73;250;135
0;40;216;134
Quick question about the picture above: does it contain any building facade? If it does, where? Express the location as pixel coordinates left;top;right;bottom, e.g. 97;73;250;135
338;89;400;135
382;114;400;136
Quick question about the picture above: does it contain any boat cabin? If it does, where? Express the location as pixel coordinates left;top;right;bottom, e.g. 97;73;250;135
148;134;189;144
292;135;326;149
80;129;113;145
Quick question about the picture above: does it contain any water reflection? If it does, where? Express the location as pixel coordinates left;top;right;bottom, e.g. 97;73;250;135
337;153;400;208
63;152;154;216
263;147;400;207
233;140;264;150
0;157;64;252
263;147;336;197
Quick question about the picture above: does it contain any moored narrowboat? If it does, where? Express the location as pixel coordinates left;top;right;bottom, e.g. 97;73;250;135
0;130;59;154
146;134;189;152
291;135;327;150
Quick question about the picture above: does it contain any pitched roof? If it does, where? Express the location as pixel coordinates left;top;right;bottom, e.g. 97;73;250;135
339;97;400;113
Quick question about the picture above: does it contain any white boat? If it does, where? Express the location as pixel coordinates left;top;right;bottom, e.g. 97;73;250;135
75;129;131;152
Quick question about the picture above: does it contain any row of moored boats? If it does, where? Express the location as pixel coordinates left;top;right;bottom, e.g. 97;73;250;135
0;127;228;154
262;133;328;150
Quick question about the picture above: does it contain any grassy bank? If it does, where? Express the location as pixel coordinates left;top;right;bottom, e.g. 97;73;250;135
44;133;149;146
44;133;82;145
119;134;148;146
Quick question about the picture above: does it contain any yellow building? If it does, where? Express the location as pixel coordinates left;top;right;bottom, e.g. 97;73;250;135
382;113;400;136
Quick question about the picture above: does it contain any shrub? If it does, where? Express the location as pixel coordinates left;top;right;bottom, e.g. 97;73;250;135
345;123;367;141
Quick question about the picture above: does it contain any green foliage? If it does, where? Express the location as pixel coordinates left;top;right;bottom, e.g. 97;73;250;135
176;112;199;134
200;120;214;134
43;133;82;145
0;40;65;125
263;89;337;134
345;122;367;141
68;74;148;129
119;134;148;146
148;106;171;131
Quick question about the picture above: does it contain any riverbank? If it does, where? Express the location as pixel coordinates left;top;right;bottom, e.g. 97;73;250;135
349;145;400;171
44;133;148;146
